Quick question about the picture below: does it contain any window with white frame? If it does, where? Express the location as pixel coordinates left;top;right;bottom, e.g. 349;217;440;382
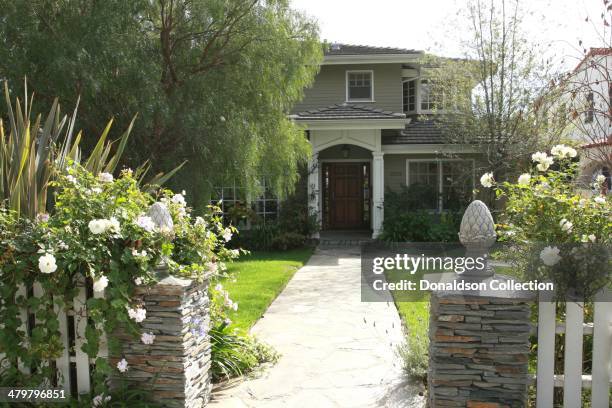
211;179;280;227
346;71;373;101
420;79;442;111
403;79;416;113
406;159;475;211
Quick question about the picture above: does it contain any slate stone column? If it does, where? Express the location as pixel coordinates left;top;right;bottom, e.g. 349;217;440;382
114;270;212;408
428;290;533;407
427;200;533;407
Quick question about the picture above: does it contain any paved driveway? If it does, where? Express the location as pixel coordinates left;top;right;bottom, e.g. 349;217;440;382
210;246;425;408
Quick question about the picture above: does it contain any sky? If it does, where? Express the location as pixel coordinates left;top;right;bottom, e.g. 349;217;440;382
290;0;610;70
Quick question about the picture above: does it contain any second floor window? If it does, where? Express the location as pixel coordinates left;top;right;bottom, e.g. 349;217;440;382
403;80;416;113
420;79;442;111
347;71;373;101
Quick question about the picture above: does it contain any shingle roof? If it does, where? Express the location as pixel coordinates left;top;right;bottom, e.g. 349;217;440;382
325;43;420;56
291;104;406;120
382;120;445;144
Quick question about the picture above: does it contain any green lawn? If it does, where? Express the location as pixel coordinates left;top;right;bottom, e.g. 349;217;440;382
222;248;314;333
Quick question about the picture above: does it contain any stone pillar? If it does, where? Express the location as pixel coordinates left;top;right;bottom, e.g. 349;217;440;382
307;154;321;238
428;290;533;407
372;152;384;238
428;200;533;407
114;270;212;408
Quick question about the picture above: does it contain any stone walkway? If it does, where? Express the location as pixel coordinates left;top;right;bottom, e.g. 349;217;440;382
210;246;425;408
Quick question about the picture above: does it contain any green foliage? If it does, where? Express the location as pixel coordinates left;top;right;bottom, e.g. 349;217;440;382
0;164;239;398
396;321;429;383
385;184;440;215
380;211;460;243
0;0;322;204
0;82;181;220
234;172;318;250
491;147;611;301
209;324;279;382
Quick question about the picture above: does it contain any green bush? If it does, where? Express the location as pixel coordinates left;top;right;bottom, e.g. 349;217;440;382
270;232;307;250
210;324;279;382
380;211;460;242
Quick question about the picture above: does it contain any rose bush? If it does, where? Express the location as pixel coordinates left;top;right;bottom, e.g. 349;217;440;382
480;145;611;300
0;163;241;401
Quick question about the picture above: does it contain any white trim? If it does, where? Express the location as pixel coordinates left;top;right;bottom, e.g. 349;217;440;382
323;54;422;65
382;144;479;154
346;70;375;103
405;158;476;212
294;118;407;130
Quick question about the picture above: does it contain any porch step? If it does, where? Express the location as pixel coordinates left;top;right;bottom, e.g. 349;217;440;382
317;238;374;248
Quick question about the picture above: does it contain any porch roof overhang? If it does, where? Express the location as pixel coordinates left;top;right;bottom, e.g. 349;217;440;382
290;103;409;130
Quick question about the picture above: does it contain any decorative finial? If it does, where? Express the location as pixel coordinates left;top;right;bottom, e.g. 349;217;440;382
148;202;174;238
458;200;496;277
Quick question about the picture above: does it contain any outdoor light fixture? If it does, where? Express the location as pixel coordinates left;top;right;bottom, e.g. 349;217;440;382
341;144;350;158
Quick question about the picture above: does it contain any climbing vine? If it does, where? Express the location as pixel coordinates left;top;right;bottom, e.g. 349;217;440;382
0;164;239;402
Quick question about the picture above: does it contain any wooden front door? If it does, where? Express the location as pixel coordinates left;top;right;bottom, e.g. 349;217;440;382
324;163;369;229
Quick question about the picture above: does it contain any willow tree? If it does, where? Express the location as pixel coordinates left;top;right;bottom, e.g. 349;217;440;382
0;0;322;207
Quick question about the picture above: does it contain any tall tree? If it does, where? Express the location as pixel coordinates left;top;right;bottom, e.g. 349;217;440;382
0;0;322;207
429;0;563;188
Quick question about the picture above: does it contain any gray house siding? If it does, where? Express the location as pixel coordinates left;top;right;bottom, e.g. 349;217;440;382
293;64;403;113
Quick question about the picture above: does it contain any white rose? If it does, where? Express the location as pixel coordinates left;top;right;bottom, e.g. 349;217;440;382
559;219;573;233
134;277;143;286
588;234;597;242
106;217;121;234
222;228;233;242
594;196;606;204
531;151;548;163
480;172;495;188
38;253;58;274
136;215;156;232
127;307;146;323
171;194;186;206
540;246;562;266
117;358;128;373
141;332;156;345
517;173;531;186
536;157;554;172
88;219;107;235
93;276;109;293
98;172;114;183
551;144;577;159
595;174;606;185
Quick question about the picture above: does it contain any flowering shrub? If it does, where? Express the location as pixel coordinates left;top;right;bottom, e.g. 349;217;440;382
480;145;611;300
0;164;239;399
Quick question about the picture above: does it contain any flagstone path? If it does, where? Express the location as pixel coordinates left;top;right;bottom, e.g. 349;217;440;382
210;246;426;408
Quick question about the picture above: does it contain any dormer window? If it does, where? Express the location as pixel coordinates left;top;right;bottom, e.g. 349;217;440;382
346;70;374;102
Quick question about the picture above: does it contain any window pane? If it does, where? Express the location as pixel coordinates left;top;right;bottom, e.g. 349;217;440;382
408;161;439;209
441;161;473;211
348;72;372;100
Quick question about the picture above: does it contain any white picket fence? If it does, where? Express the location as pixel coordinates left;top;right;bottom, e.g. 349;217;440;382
535;289;612;407
11;277;107;397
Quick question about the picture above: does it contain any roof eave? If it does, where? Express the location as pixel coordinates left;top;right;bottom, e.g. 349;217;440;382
322;53;423;65
291;118;409;130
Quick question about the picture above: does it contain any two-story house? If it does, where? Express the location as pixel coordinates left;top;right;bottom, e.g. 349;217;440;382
291;44;478;238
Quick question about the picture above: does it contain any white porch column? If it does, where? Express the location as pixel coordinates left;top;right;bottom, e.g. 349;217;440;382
372;151;384;238
307;154;321;238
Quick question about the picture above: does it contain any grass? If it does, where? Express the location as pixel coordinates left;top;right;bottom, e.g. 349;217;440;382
222;248;314;333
